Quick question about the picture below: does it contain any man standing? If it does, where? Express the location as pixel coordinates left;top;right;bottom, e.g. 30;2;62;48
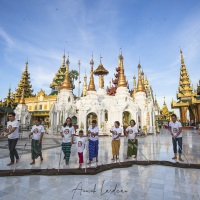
169;114;183;161
0;112;19;166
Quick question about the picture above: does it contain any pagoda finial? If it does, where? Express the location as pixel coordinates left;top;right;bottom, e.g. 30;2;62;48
117;52;127;87
62;50;66;65
164;97;166;105
180;48;185;65
19;89;25;104
60;56;72;90
88;54;96;91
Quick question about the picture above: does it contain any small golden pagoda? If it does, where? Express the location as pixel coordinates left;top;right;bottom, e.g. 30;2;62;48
156;97;174;127
60;56;72;90
137;63;145;92
13;61;34;102
171;50;200;124
93;56;109;89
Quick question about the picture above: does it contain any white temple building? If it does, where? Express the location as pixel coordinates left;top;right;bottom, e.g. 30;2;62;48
50;53;157;135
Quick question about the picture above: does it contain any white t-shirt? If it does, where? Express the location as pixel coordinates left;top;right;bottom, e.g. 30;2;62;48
126;125;138;140
31;125;45;140
88;125;99;141
169;121;182;138
61;126;75;143
76;137;86;153
111;127;122;140
7;120;19;139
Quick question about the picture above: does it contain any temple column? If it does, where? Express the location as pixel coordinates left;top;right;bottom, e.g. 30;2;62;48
180;107;187;123
197;104;200;123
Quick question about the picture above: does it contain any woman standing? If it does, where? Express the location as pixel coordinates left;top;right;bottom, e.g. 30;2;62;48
60;117;75;165
29;118;44;165
125;119;138;159
110;121;122;160
87;120;99;164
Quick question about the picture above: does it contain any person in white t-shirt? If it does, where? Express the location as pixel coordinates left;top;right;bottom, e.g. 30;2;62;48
87;120;99;164
125;119;138;159
169;114;183;161
29;118;45;165
75;130;86;169
60;117;75;165
110;121;122;160
0;112;19;166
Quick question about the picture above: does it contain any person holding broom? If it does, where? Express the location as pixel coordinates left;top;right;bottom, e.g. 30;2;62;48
125;119;138;159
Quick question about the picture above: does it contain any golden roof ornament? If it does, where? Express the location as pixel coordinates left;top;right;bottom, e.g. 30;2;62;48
60;56;72;90
88;54;96;91
117;52;127;87
93;55;109;89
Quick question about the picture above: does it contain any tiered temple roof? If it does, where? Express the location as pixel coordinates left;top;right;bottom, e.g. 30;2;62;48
50;53;66;94
13;61;34;102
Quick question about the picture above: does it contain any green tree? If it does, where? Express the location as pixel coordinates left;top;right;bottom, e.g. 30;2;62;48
69;70;79;90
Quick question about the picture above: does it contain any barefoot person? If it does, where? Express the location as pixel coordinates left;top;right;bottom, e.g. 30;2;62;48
87;120;99;164
125;119;138;159
75;130;86;169
0;112;19;166
110;121;122;160
60;117;75;165
29;118;44;165
169;114;184;161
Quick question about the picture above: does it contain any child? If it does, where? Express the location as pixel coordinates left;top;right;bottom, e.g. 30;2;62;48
76;130;86;169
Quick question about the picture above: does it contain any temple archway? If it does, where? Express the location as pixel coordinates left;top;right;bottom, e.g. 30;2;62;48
86;112;98;129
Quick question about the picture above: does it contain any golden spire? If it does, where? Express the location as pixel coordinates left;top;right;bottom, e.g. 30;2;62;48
60;56;72;90
117;52;127;87
88;54;96;91
137;63;145;92
82;70;87;96
177;49;193;99
164;96;166;105
19;89;25;104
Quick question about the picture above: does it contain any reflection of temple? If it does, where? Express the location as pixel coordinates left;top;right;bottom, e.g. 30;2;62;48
171;50;200;125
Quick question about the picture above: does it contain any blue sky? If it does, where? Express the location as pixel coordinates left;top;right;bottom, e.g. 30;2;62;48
0;0;200;116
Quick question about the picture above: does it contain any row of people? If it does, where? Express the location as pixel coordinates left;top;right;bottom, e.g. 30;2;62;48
0;112;184;167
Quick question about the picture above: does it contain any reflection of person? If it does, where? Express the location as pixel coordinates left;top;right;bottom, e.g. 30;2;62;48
125;120;138;159
75;130;86;169
87;120;99;164
110;121;122;160
169;114;183;161
29;118;44;165
60;117;75;165
0;112;19;166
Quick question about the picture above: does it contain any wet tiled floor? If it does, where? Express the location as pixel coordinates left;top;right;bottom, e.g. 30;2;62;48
0;129;200;199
